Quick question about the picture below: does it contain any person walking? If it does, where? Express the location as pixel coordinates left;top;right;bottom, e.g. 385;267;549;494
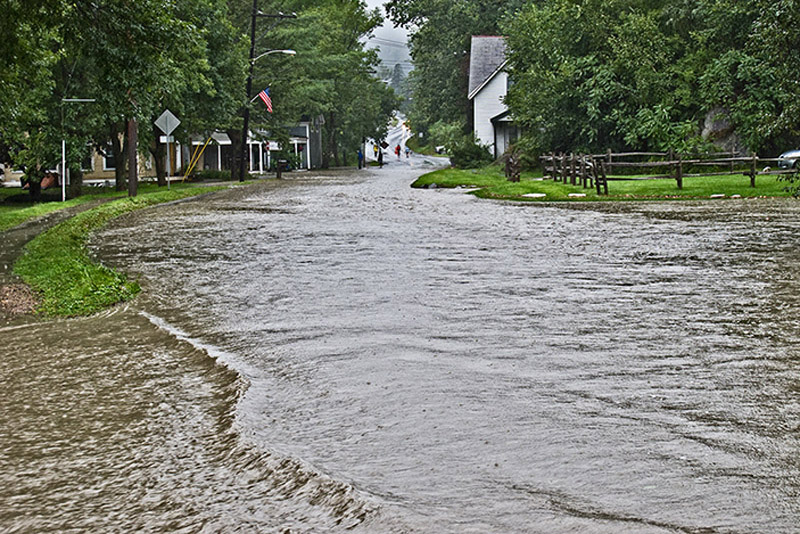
395;144;401;159
405;146;411;158
377;149;383;168
357;148;364;169
373;144;379;160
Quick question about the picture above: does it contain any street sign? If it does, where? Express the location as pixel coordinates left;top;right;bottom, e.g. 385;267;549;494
155;109;180;136
159;135;175;143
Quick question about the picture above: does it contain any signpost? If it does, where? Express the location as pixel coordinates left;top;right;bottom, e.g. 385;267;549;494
155;109;180;189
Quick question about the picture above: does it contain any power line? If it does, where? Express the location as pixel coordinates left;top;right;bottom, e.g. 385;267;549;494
369;37;409;46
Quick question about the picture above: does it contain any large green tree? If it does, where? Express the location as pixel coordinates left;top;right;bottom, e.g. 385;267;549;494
239;0;397;169
504;0;800;156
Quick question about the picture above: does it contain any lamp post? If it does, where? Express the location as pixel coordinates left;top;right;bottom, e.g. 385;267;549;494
238;5;297;182
61;98;96;202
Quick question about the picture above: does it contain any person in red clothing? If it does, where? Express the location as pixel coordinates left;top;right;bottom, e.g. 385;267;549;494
395;144;401;159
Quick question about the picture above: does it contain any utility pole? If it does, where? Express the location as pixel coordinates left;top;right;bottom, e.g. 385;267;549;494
239;6;296;182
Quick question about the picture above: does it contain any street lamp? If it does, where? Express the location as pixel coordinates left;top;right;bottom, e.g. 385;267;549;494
61;98;96;202
251;49;296;64
240;48;296;182
238;5;297;182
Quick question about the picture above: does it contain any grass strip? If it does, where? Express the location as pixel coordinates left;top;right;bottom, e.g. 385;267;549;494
412;165;793;201
0;190;127;232
14;185;224;317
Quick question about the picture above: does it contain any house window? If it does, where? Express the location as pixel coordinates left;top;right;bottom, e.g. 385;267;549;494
103;148;116;171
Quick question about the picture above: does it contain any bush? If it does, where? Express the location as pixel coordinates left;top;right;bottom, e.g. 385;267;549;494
449;136;493;168
427;119;493;168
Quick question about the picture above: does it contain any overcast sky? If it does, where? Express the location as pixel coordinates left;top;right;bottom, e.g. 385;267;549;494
364;0;411;72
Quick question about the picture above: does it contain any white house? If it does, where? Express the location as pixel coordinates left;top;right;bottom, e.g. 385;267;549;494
467;35;518;159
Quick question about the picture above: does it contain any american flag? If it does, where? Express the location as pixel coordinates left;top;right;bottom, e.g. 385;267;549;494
257;87;273;113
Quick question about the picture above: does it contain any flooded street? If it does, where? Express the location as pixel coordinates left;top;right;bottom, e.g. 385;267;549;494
2;157;800;533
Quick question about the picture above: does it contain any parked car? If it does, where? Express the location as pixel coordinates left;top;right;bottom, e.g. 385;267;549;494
778;149;800;169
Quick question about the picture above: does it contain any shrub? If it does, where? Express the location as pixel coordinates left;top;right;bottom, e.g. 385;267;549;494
449;136;493;168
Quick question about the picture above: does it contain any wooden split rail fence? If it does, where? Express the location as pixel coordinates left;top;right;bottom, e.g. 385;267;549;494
540;150;797;195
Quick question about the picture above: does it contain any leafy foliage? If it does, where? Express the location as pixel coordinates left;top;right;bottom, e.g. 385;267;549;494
505;0;800;156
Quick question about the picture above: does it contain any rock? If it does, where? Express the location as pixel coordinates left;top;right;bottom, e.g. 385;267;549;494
710;194;726;198
702;108;746;153
522;193;546;198
568;193;587;198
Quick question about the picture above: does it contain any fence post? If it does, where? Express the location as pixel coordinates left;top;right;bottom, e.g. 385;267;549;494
554;152;560;181
750;154;757;187
579;155;586;188
676;154;683;190
570;153;576;185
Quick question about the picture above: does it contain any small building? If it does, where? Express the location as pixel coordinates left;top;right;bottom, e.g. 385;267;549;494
190;121;321;173
467;35;519;159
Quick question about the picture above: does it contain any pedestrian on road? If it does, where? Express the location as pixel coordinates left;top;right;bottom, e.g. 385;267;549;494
395;144;401;159
405;146;411;158
357;148;364;169
377;149;383;168
373;144;379;159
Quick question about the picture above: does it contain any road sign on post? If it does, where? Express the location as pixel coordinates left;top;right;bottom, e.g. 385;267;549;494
155;109;180;136
155;110;181;189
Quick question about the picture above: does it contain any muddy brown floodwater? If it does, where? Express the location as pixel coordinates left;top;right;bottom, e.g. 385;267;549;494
2;159;799;533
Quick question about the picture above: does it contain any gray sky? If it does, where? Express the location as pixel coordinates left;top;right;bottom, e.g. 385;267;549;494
364;0;412;72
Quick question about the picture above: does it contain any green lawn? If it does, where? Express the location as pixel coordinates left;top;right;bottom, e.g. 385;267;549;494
12;183;225;317
0;187;123;232
0;180;238;232
412;165;796;201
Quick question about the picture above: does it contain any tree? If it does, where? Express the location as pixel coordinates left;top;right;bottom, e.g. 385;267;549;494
239;0;397;169
70;0;215;195
0;0;64;200
504;0;800;157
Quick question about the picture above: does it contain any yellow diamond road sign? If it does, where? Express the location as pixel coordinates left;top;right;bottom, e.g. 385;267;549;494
155;109;180;136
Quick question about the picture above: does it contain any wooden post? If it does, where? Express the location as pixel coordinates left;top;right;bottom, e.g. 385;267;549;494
595;158;602;195
579;155;586;188
668;149;674;184
676;154;683;190
554;152;560;181
750;153;757;187
570;153;576;185
549;152;555;179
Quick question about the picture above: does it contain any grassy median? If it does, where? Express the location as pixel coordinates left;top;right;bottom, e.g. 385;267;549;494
0;187;128;232
412;165;795;201
13;184;225;317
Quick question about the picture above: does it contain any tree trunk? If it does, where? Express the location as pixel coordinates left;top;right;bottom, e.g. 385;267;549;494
128;118;138;198
67;167;83;199
110;122;128;192
150;123;167;186
227;128;243;181
28;174;42;202
322;113;337;169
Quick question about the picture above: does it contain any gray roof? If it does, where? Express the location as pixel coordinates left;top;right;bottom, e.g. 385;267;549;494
468;36;506;99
